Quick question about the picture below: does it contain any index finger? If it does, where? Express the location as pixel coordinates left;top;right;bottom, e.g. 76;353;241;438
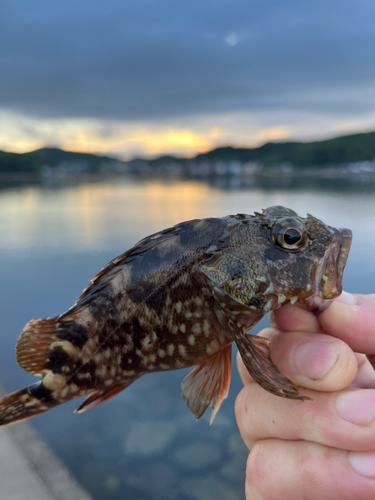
319;293;375;354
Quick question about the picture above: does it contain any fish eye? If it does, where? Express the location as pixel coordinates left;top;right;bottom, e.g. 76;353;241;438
272;217;306;251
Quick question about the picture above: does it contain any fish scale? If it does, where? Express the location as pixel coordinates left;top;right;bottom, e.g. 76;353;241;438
0;206;352;426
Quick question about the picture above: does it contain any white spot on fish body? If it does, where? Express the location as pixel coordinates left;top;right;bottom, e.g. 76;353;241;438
290;296;298;305
97;365;107;377
160;363;169;370
178;345;187;357
60;387;69;399
179;324;186;333
143;307;152;319
94;353;102;364
203;320;210;338
50;340;80;360
141;336;151;350
192;323;201;335
175;360;185;368
175;302;182;313
43;372;66;392
188;335;195;346
158;349;166;358
167;344;175;356
149;353;157;362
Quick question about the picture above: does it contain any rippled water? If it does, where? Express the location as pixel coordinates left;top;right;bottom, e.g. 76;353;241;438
0;174;374;500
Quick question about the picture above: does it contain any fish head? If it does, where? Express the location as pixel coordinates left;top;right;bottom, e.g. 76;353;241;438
230;206;352;315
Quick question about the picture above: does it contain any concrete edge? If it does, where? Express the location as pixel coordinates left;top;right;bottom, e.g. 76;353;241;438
0;385;93;500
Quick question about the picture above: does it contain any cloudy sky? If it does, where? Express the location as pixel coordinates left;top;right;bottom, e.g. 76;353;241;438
1;0;375;159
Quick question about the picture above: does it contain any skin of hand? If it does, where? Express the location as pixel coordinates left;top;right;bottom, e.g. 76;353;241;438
235;292;375;500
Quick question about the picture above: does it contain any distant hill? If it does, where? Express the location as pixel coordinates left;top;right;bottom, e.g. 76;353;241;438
0;131;374;173
32;148;122;168
0;150;43;173
193;131;375;166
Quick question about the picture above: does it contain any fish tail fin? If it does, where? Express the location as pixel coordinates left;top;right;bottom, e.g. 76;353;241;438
0;381;58;426
4;317;88;426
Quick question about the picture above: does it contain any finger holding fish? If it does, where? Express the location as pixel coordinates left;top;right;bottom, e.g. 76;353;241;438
237;327;357;392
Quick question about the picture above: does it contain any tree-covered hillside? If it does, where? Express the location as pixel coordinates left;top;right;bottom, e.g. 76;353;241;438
0;131;374;173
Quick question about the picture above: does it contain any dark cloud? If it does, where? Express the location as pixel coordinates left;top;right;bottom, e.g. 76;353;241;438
0;0;374;121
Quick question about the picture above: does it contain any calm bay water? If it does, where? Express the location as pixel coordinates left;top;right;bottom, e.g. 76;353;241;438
0;174;374;500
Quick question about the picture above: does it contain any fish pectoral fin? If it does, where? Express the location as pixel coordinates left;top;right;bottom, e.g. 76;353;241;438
75;380;135;414
234;332;310;401
181;344;232;424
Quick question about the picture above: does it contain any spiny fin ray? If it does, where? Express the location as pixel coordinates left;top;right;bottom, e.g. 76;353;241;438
75;380;135;413
16;318;60;376
235;333;310;400
181;345;232;424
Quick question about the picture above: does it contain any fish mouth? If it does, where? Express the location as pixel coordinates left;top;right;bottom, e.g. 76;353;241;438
320;228;352;300
301;227;352;314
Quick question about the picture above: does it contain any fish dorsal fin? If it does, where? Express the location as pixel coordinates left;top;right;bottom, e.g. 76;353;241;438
233;331;310;401
181;344;231;424
73;224;184;307
75;379;135;414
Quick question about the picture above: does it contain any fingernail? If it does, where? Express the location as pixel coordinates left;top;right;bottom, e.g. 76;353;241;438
336;390;375;425
336;291;357;305
294;341;340;380
349;451;375;477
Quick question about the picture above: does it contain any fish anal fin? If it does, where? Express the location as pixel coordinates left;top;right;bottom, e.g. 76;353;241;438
75;380;135;414
235;333;310;401
181;344;232;424
16;318;59;376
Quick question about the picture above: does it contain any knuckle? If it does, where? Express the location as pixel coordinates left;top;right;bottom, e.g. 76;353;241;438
234;386;248;424
245;442;269;493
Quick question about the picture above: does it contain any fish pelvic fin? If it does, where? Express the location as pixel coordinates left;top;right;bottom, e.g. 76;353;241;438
235;333;310;401
75;379;135;414
181;344;232;424
0;381;58;426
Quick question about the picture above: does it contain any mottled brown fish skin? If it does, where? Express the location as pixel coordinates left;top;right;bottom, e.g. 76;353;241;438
0;206;352;425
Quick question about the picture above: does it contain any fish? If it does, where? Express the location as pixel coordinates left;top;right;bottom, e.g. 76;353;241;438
0;206;352;426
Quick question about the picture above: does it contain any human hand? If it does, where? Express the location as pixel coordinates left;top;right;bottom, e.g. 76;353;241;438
235;293;375;500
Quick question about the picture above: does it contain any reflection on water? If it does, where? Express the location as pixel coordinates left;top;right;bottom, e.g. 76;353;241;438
0;174;375;500
1;174;375;254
